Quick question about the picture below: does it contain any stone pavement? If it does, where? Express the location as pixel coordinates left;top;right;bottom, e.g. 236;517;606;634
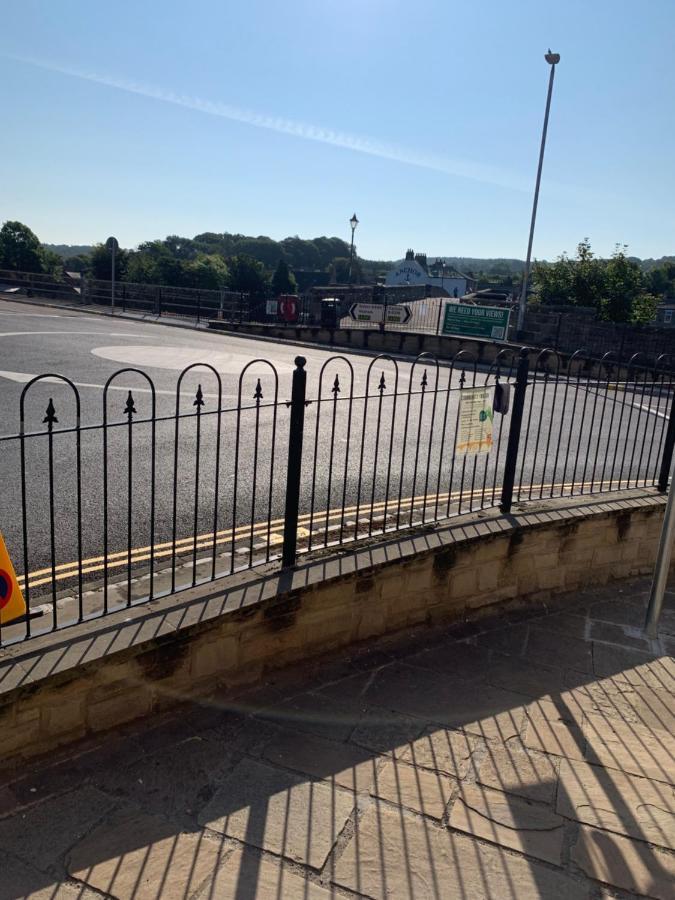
0;577;673;899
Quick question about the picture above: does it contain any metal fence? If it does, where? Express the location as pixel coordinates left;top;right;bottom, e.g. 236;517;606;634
1;347;673;646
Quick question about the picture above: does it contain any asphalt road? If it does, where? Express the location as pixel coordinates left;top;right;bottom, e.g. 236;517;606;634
0;297;668;605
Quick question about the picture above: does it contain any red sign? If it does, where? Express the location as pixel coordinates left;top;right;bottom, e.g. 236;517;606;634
279;295;298;323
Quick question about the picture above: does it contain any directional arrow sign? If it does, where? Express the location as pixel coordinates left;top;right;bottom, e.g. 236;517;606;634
385;304;412;325
349;303;384;323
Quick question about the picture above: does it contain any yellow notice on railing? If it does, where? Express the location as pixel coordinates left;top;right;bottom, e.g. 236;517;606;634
455;386;494;456
0;532;27;625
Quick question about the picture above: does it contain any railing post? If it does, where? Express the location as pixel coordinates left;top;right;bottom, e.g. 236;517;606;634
658;387;675;492
499;347;530;514
282;356;307;567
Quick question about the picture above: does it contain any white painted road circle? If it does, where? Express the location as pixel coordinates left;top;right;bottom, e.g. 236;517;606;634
91;345;292;374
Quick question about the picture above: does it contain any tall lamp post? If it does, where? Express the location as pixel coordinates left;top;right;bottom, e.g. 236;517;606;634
516;50;560;334
348;213;359;283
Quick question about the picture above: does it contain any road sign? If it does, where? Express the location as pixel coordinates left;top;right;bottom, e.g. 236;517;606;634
455;386;494;455
105;236;119;252
442;303;510;340
349;303;412;325
266;300;278;316
0;531;27;625
384;304;412;325
349;303;384;323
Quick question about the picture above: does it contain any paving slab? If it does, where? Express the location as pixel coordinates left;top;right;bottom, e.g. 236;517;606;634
570;824;675;900
68;808;229;900
371;758;455;820
0;850;102;900
333;802;588;899
393;725;481;779
197;757;355;869
449;782;566;866
557;758;675;850
194;846;333;899
0;786;115;873
472;744;560;804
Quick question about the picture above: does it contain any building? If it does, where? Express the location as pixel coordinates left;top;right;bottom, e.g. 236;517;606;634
384;250;477;297
654;302;675;328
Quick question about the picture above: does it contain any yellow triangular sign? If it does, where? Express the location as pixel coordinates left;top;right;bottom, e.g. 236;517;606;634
0;531;27;625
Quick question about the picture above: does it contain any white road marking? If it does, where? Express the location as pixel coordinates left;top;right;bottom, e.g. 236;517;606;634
0;369;220;397
0;331;143;338
90;344;294;374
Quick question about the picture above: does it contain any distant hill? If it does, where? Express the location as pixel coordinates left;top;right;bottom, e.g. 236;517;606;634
429;257;526;275
44;244;93;259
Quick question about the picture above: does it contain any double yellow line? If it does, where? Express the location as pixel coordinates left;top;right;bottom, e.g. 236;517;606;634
18;477;624;590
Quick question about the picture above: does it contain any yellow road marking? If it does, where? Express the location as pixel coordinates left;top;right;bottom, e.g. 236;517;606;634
18;477;627;590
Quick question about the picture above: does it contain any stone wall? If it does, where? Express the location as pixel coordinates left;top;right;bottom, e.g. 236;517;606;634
0;489;666;771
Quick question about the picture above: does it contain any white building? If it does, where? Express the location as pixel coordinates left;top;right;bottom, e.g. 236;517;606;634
384;250;476;298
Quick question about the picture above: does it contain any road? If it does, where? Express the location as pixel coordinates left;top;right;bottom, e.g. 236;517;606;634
0;297;669;608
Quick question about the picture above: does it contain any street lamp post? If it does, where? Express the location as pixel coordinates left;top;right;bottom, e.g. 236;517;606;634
348;213;359;283
516;51;560;334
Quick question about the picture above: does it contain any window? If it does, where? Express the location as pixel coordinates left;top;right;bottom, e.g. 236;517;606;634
665;309;673;324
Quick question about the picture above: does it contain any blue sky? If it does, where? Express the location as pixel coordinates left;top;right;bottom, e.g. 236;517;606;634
2;0;673;261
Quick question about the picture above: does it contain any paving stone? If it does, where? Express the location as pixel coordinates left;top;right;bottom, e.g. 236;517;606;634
582;710;675;784
624;683;675;735
449;783;566;866
527;628;594;673
473;745;559;804
256;690;360;742
371;759;455;819
587;599;646;629
95;734;236;824
571;825;675;900
522;700;587;760
68;808;228;900
488;655;568;700
538;612;588;639
563;678;644;727
0;850;101;899
349;707;426;756
403;640;492;681
592;644;669;689
261;729;380;793
589;620;653;651
471;623;531;656
394;725;481;779
0;786;114;872
333;801;588;899
557;759;675;850
364;664;527;743
198;757;355;869
195;846;332;899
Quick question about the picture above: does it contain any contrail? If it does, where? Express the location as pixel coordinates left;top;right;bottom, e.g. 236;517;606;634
7;53;531;192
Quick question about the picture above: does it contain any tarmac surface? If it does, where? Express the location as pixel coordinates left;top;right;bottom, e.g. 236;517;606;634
0;297;670;605
0;575;672;899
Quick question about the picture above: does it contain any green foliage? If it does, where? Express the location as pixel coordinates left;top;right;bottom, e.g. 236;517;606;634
533;239;663;325
63;254;90;273
330;256;363;283
89;242;128;280
271;258;296;296
182;254;229;290
0;221;50;273
226;254;268;294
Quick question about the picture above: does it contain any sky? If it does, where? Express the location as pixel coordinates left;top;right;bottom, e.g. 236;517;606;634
1;0;673;262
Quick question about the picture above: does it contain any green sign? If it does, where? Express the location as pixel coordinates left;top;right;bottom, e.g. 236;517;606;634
442;303;510;340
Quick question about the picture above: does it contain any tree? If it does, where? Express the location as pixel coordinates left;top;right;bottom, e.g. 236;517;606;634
602;245;644;323
330;256;363;284
63;254;91;273
227;254;268;294
271;258;296;296
182;254;229;290
89;242;128;280
571;238;605;309
0;221;47;272
533;254;575;305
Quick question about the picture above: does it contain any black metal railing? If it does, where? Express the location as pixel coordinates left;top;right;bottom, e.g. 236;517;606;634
1;347;672;646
